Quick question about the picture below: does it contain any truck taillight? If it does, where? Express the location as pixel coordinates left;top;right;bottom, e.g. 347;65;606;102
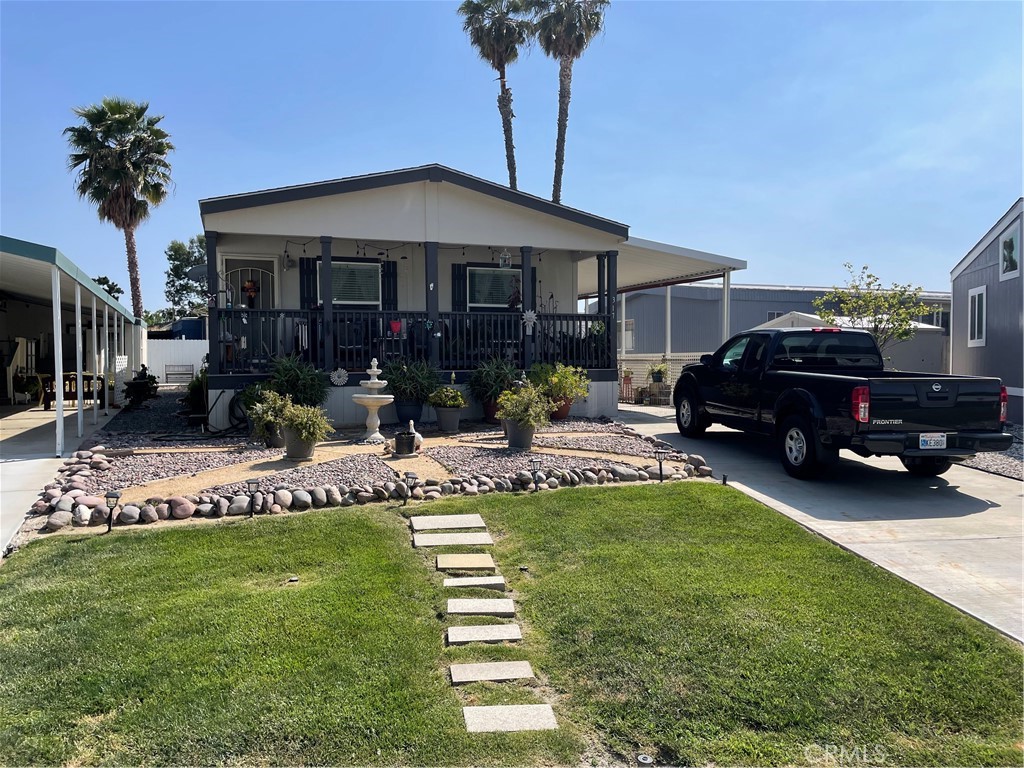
852;386;870;423
1000;386;1008;423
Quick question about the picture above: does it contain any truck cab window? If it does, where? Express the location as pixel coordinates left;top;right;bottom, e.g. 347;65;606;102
719;336;749;370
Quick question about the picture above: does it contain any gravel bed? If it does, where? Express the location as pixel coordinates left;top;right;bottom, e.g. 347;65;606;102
79;447;285;494
960;424;1023;480
96;387;196;436
205;453;396;496
530;434;685;460
426;445;653;477
93;433;250;451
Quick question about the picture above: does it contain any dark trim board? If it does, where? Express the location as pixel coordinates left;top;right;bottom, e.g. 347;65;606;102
199;164;629;238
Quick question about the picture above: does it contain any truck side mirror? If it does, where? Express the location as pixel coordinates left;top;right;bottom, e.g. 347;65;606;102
700;354;714;366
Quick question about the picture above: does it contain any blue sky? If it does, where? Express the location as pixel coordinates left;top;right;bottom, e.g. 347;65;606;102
1;0;1020;311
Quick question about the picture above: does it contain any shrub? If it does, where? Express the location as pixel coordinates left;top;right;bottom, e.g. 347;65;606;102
268;356;328;407
496;382;554;428
529;362;589;403
249;390;291;441
186;367;207;414
382;359;441;404
428;386;467;409
280;402;334;444
467;357;519;404
123;365;159;409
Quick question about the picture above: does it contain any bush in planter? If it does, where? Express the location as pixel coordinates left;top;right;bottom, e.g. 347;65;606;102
496;382;554;450
530;362;589;415
123;365;159;409
249;389;291;446
428;385;467;433
267;355;328;407
185;367;207;414
280;402;334;459
647;361;669;383
468;357;519;421
382;359;441;422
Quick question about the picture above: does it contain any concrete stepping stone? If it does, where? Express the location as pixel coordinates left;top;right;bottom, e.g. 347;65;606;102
410;513;486;531
447;598;515;617
450;660;534;684
463;704;558;733
436;553;496;572
443;575;506;591
414;532;493;548
447;623;522;645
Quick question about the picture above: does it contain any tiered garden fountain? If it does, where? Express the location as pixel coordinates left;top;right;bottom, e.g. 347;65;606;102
352;358;393;443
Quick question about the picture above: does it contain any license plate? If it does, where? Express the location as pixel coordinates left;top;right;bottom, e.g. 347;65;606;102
919;433;947;449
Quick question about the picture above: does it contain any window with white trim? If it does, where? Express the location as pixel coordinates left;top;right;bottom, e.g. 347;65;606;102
767;310;785;321
615;319;635;351
318;262;381;306
967;286;986;347
468;267;520;309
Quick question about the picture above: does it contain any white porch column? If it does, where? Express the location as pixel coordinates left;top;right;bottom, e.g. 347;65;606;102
91;295;98;424
50;266;64;458
103;305;110;416
75;283;84;438
721;270;732;343
619;293;626;357
664;285;672;358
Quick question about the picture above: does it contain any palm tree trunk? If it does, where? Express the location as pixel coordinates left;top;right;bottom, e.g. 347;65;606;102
551;56;574;204
123;227;144;318
497;77;518;190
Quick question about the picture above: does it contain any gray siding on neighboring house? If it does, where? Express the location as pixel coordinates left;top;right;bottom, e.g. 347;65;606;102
951;205;1023;422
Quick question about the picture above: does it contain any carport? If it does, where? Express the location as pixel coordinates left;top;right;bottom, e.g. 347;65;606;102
0;235;142;457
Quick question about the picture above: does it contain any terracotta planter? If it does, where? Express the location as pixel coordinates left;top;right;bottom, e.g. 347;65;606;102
435;407;462;433
394;400;422;425
504;420;535;450
283;426;316;460
483;400;499;424
551;399;572;420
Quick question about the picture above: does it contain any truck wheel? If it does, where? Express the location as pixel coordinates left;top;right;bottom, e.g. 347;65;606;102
676;391;706;438
900;457;953;476
779;414;823;479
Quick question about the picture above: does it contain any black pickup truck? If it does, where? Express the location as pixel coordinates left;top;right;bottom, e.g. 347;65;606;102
672;328;1012;478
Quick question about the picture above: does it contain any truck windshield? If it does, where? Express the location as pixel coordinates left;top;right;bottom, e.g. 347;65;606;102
771;332;882;369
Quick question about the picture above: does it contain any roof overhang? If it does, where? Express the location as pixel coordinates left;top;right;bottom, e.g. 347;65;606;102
0;236;137;322
577;236;747;296
950;198;1023;281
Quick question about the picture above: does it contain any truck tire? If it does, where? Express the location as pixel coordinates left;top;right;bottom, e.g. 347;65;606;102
676;390;706;438
779;414;823;479
900;456;953;476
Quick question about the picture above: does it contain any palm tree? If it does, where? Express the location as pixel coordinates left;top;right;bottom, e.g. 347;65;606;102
458;0;533;190
65;97;174;318
531;0;608;204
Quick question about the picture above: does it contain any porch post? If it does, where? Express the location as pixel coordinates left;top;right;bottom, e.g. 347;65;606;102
91;294;98;424
424;242;439;366
75;283;84;438
721;270;732;343
664;285;672;358
596;253;606;314
620;292;626;357
51;266;64;457
205;231;220;375
520;246;533;370
606;251;617;370
103;305;110;415
320;236;334;372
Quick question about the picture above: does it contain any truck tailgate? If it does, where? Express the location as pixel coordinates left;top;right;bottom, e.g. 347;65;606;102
868;377;1003;432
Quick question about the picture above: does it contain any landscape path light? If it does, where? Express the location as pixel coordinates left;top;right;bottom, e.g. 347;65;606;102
529;456;542;492
247;478;259;518
104;490;120;533
404;471;418;506
654;448;668;483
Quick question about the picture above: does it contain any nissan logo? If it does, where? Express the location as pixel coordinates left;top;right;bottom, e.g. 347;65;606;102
931;382;942;392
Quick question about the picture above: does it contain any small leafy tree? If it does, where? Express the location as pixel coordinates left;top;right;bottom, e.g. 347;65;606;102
813;263;936;353
94;275;124;300
164;234;207;318
142;308;173;326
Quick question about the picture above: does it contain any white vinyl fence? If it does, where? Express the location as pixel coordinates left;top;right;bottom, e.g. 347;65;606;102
147;339;207;384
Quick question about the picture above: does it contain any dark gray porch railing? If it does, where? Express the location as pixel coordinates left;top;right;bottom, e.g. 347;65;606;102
535;313;613;370
220;309;319;374
332;309;430;370
439;311;523;370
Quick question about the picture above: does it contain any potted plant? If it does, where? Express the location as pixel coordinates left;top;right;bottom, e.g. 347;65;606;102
621;367;633;383
428;383;467;433
648;361;669;384
280;402;334;460
382;359;441;424
268;355;329;407
467;357;519;423
249;389;290;448
496;382;554;450
12;369;40;405
530;362;589;420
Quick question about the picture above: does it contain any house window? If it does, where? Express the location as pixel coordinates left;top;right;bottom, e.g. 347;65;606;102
615;319;634;351
967;286;986;347
468;267;520;309
767;311;785;321
318;262;381;306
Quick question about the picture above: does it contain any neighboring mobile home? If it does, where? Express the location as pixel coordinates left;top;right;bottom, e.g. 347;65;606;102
198;164;746;427
950;198;1023;422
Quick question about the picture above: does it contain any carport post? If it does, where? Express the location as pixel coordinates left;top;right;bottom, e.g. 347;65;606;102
721;270;732;343
619;292;626;357
103;305;110;416
665;285;672;358
50;266;64;458
75;283;84;438
91;294;98;425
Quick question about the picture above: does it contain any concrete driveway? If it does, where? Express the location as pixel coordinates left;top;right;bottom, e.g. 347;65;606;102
619;406;1023;642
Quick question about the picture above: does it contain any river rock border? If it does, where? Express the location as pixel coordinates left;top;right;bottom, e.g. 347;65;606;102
35;444;714;535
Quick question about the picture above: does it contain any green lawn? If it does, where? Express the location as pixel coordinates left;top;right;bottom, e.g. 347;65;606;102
1;485;1020;766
